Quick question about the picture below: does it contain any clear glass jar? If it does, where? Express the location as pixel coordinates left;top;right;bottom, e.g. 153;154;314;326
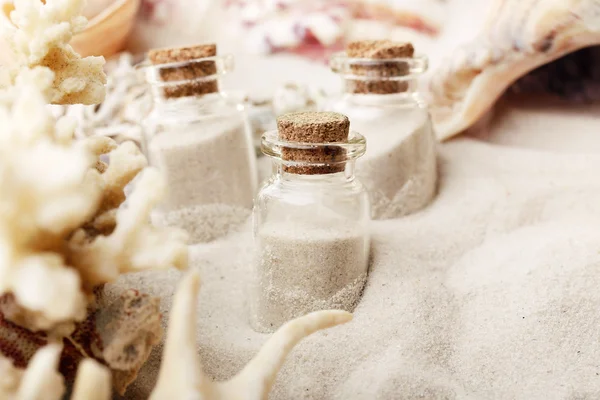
250;129;370;333
326;52;437;220
140;54;258;244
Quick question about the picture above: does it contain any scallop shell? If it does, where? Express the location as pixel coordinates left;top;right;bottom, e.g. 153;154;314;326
428;0;600;140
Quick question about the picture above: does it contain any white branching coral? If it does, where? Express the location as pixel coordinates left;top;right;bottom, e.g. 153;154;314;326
50;53;153;146
69;167;189;290
0;68;95;333
0;0;187;395
150;271;353;400
0;345;111;400
3;0;106;104
0;65;188;336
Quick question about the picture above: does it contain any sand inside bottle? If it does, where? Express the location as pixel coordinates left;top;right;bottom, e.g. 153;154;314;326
251;221;369;333
148;115;257;243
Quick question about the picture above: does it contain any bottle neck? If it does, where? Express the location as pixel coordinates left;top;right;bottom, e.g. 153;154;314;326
337;78;427;111
145;56;227;118
261;129;366;183
272;160;357;185
150;90;228;120
342;75;420;95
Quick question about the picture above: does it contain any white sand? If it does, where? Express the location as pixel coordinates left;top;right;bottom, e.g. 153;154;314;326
468;95;600;154
148;118;256;211
109;98;600;399
148;116;257;243
151;204;251;244
251;222;369;332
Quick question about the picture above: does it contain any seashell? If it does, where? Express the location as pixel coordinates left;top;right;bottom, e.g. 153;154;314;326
428;0;600;140
0;0;140;64
83;0;119;20
71;0;140;58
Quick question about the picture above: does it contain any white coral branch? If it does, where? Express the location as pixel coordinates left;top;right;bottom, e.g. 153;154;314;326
0;68;99;332
4;0;106;104
150;271;353;400
15;344;65;400
0;345;111;400
69;168;189;288
71;359;112;400
0;68;187;334
50;53;152;146
222;310;353;399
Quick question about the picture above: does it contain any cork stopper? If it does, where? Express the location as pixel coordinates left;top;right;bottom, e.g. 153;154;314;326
148;44;218;98
346;40;414;94
277;112;350;175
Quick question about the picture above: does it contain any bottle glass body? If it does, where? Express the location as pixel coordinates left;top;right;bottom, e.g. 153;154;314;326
141;55;258;244
250;130;370;333
326;53;437;220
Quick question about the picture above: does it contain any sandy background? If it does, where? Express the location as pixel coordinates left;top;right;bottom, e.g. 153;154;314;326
108;86;600;399
110;3;600;397
0;0;596;397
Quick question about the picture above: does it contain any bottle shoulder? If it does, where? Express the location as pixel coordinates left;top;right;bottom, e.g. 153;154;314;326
328;92;427;109
147;94;245;124
327;93;428;122
326;94;431;140
255;173;371;224
258;174;368;200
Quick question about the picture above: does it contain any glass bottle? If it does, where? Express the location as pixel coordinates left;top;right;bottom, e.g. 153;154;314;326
326;46;437;220
140;46;258;244
250;112;370;333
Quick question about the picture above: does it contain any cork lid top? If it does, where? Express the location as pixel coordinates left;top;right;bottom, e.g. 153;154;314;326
346;40;414;60
277;111;350;144
148;44;217;64
147;44;219;98
272;111;355;175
